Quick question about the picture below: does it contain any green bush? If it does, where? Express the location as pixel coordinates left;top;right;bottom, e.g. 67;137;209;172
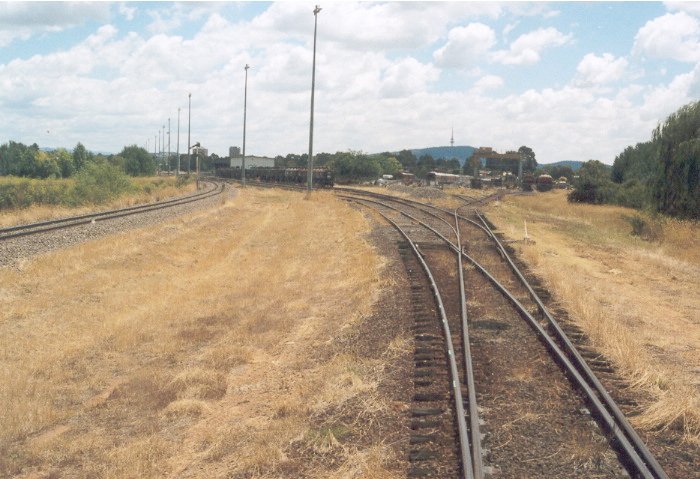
568;160;617;204
0;177;73;209
73;162;135;205
613;179;651;209
176;174;193;188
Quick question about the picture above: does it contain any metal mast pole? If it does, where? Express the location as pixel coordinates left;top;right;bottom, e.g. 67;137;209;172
177;108;181;176
187;93;191;174
307;5;321;193
167;118;171;173
242;64;250;187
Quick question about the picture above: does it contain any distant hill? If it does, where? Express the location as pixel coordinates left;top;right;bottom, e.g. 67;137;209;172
540;160;584;171
408;146;476;166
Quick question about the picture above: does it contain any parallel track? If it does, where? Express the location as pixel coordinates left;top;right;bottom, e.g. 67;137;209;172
0;181;225;241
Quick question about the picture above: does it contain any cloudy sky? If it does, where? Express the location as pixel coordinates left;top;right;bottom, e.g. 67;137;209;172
2;1;700;164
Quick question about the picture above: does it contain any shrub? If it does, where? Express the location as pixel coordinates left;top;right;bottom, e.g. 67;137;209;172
73;162;134;205
568;160;617;204
623;214;662;241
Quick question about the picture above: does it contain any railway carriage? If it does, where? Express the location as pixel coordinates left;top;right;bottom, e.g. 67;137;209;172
215;167;334;188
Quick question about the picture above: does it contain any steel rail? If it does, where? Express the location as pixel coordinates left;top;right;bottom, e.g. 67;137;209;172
455;210;484;479
347;193;665;479
0;181;224;241
334;187;492;236
474;211;669;479
353;199;475;479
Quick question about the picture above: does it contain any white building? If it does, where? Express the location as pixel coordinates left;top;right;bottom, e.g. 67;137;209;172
229;155;275;169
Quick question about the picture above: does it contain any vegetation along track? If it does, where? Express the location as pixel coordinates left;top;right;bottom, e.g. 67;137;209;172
0;180;229;269
338;187;669;479
0;180;224;241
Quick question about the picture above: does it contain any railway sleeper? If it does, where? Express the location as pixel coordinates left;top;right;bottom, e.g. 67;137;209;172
409;449;439;461
407;465;437;478
413;392;445;402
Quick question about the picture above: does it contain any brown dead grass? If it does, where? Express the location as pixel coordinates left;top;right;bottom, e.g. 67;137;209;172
0;188;403;478
0;176;196;228
485;190;700;443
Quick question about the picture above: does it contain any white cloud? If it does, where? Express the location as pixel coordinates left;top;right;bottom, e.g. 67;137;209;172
0;2;110;47
575;53;628;86
119;3;137;22
379;57;439;98
664;2;700;17
473;75;504;91
493;27;572;65
433;23;496;68
633;12;700;62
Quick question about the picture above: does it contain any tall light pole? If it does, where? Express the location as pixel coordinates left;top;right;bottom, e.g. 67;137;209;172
307;5;321;193
162;124;165;171
167;117;171;173
242;64;250;187
177;107;181;176
154;135;157;162
158;129;161;172
187;93;192;174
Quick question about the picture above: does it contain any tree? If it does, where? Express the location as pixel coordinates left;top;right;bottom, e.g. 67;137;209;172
416;154;435;178
376;155;402;176
464;155;481;175
568;160;616;204
396;149;417;171
518;145;537;172
652;101;700;219
53;148;75;178
332;151;381;181
120;145;155;176
72;142;92;171
611;141;657;184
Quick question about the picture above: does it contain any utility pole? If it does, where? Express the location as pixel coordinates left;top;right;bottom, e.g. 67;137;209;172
187;93;192;174
307;5;321;194
167;118;171;173
242;64;250;187
158;129;161;172
162;124;165;171
177;108;181;176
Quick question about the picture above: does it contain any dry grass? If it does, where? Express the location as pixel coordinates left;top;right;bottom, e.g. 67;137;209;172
485;190;700;443
0;188;403;477
0;176;195;228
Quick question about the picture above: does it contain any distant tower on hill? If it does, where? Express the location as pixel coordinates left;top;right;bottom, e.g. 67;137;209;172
450;126;454;148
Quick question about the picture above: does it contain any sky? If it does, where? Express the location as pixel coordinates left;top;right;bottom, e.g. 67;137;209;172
1;1;700;164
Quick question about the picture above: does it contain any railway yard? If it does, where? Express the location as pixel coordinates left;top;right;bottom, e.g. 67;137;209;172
0;181;698;478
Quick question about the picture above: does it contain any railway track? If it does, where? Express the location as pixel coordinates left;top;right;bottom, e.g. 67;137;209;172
0;180;224;241
338;187;668;479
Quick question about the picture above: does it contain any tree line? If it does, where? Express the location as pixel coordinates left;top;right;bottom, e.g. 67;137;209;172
568;100;699;219
0;142;157;179
273;145;537;183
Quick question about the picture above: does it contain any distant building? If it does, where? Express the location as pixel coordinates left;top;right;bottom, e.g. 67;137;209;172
229;146;241;157
229;155;275;169
471;147;521;174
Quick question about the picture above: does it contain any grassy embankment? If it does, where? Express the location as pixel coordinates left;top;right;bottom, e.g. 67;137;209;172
0;188;406;478
0;172;195;227
485;190;700;443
